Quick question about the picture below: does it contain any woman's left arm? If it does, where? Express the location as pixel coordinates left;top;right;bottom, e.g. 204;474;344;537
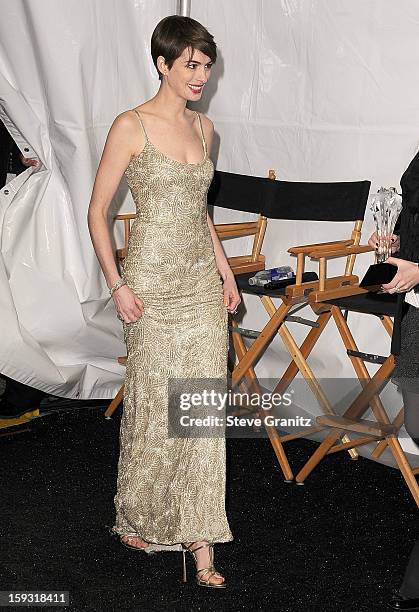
206;210;241;313
203;116;241;313
381;257;419;293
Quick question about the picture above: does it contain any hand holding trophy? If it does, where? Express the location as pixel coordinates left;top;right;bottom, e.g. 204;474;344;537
361;187;403;291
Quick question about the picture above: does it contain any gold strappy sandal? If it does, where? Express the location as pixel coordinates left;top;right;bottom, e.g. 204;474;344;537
181;542;226;588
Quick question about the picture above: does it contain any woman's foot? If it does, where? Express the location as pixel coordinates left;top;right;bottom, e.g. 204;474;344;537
120;535;150;550
182;541;225;587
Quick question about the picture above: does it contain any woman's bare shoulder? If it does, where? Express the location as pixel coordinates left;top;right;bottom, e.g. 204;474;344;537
195;112;214;144
195;112;214;150
129;102;156;119
112;109;139;129
110;109;146;156
196;112;214;131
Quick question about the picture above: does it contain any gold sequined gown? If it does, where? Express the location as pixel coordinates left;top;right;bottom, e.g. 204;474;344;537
111;109;233;546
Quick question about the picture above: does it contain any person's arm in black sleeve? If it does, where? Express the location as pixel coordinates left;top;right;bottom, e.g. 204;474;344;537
392;210;402;257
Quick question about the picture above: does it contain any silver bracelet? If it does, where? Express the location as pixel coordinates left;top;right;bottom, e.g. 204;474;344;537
109;277;127;297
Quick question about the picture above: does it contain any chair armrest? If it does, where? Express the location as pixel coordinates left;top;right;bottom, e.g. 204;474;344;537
114;213;136;251
214;221;260;239
308;245;374;259
115;213;136;220
288;239;354;255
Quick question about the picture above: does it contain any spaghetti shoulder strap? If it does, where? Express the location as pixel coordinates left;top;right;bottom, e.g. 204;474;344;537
195;111;207;153
132;109;149;142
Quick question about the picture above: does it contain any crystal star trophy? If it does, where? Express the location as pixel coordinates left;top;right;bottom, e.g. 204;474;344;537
360;187;402;291
370;187;402;263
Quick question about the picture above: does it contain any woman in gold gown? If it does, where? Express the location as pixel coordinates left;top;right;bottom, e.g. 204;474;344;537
87;15;240;588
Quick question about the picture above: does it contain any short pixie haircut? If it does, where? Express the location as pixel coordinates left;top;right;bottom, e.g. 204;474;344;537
151;15;217;80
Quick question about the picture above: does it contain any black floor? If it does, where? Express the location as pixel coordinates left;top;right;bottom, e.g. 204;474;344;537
1;405;418;612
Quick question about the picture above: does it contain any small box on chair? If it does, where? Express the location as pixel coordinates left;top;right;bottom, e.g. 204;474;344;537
359;263;397;292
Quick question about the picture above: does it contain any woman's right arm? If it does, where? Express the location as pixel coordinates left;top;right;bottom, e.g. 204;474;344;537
87;112;145;322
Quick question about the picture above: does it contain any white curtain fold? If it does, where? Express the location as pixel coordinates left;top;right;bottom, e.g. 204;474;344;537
0;0;174;398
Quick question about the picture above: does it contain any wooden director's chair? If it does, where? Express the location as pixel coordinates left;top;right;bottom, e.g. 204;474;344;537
291;263;419;505
104;169;274;418
215;176;372;482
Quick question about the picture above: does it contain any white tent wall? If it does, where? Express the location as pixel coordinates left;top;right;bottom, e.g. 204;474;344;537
0;1;418;458
0;0;174;398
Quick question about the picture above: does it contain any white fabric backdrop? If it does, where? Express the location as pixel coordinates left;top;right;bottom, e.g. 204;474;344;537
0;0;174;399
1;0;418;458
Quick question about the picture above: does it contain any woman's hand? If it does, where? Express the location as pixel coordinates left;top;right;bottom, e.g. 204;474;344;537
381;257;419;294
222;272;241;314
112;285;145;322
367;231;400;253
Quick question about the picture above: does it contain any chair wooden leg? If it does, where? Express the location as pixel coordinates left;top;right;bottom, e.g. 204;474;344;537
231;302;290;387
386;436;419;507
331;308;406;462
291;304;419;504
267;432;294;481
295;354;419;503
262;298;331;413
335;355;395;423
260;297;358;459
295;357;391;481
371;408;404;459
229;317;294;482
295;430;342;483
230;318;260;394
381;315;394;337
272;311;332;395
331;307;393;425
104;384;125;418
328;435;380;453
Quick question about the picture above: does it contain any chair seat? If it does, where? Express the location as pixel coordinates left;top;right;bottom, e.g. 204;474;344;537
324;292;398;316
236;271;318;296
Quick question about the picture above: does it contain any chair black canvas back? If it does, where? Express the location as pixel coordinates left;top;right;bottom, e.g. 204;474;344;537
263;180;371;221
207;170;273;214
208;171;371;222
